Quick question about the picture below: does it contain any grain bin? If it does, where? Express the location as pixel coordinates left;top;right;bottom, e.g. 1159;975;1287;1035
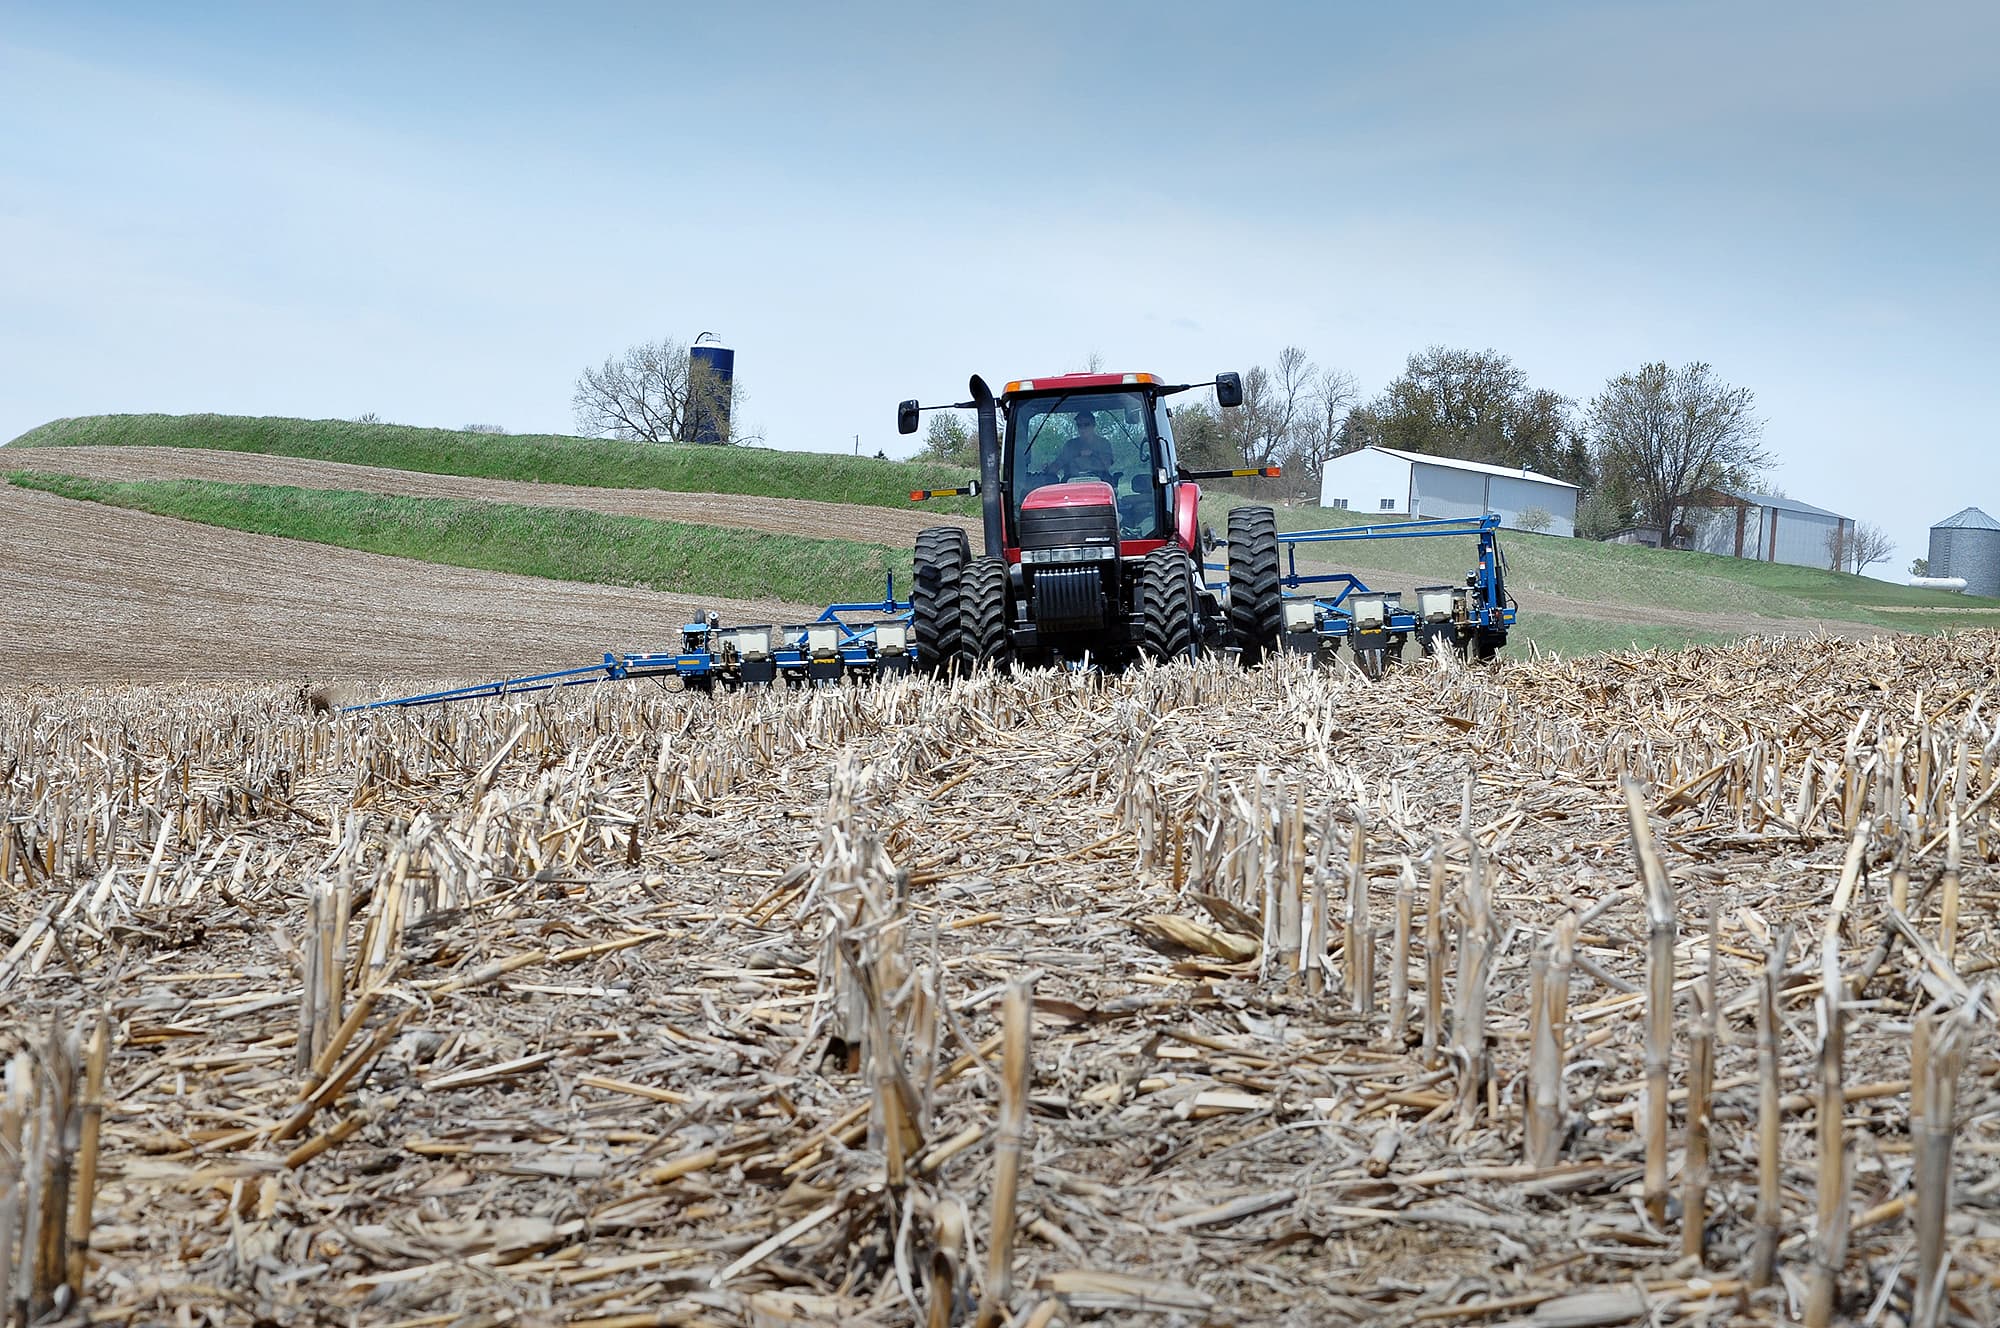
687;335;735;443
1927;507;2000;598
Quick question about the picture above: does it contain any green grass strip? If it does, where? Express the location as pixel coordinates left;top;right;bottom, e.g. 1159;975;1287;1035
9;472;914;608
6;413;978;515
1512;613;1741;658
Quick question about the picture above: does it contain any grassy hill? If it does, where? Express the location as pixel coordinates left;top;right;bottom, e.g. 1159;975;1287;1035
6;413;979;514
12;413;1998;656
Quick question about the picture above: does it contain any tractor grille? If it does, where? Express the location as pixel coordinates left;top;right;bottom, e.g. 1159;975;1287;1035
1019;501;1119;552
1031;565;1106;630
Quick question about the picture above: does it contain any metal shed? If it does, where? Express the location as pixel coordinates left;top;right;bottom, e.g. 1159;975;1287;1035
1683;490;1853;569
1318;446;1578;536
1928;507;2000;598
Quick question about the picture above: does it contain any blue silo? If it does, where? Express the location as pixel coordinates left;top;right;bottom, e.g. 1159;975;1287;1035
687;337;735;444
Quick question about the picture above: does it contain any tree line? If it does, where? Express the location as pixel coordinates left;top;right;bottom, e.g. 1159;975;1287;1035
915;346;1891;572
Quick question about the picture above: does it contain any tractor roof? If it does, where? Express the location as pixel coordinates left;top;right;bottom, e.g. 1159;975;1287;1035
1001;372;1164;397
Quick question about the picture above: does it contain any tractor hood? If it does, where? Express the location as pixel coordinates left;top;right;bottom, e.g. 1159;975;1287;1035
1021;481;1118;511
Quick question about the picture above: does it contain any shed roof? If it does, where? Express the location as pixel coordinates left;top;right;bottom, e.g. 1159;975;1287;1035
1932;506;2000;531
1366;446;1580;490
1707;489;1847;521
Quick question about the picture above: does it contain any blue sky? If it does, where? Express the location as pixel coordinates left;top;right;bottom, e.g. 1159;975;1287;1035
3;1;1995;570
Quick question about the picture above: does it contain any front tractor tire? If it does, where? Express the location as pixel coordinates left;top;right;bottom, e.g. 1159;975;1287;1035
961;556;1014;673
1139;546;1197;664
1227;505;1283;667
911;526;971;676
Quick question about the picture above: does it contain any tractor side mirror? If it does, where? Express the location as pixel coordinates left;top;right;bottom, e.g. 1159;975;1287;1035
897;399;920;435
1215;372;1243;409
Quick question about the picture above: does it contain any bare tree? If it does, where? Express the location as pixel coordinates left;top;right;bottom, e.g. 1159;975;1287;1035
1222;364;1275;467
1850;522;1894;573
1270;346;1315;448
1292;364;1359;484
1149;349;1359;502
1589;362;1766;540
1834;521;1894;574
572;336;737;444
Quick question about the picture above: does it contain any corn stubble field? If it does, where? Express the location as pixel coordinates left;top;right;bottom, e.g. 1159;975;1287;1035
2;636;1997;1327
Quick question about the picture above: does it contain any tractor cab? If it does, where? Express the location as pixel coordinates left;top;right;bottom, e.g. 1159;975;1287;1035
1001;377;1180;553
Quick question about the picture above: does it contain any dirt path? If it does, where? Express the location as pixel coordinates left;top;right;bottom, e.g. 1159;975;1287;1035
0;479;817;690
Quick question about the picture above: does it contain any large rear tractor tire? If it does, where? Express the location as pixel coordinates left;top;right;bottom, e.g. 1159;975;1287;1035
1227;505;1283;667
961;556;1014;673
912;527;971;676
1139;546;1197;664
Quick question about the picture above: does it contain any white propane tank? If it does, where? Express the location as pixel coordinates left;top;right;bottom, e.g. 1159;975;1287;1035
1907;576;1968;592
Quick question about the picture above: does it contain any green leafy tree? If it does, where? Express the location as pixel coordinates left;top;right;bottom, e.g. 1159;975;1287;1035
1336;404;1386;453
915;412;976;467
1371;346;1575;477
1168;398;1241;472
1911;557;1930;577
1574;485;1638;540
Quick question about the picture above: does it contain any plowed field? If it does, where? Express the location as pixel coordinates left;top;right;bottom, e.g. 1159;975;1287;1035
0;480;810;690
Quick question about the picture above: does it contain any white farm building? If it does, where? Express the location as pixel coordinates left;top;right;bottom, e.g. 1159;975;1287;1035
1318;446;1579;537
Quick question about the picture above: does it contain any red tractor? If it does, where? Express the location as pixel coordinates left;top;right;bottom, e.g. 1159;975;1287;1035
897;371;1284;674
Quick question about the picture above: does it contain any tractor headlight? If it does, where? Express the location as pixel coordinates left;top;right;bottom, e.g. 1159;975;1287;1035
1022;545;1117;565
1281;600;1318;633
805;626;841;660
873;623;908;655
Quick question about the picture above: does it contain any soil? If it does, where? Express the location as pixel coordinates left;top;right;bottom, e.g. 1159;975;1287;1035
0;478;816;692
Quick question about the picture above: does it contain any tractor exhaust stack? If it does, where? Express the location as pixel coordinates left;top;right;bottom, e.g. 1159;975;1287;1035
970;374;1005;559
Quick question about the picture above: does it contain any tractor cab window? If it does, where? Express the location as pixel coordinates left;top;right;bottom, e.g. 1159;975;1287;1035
1009;392;1162;538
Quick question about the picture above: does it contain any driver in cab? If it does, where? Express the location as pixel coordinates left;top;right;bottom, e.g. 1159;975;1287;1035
1061;411;1118;484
